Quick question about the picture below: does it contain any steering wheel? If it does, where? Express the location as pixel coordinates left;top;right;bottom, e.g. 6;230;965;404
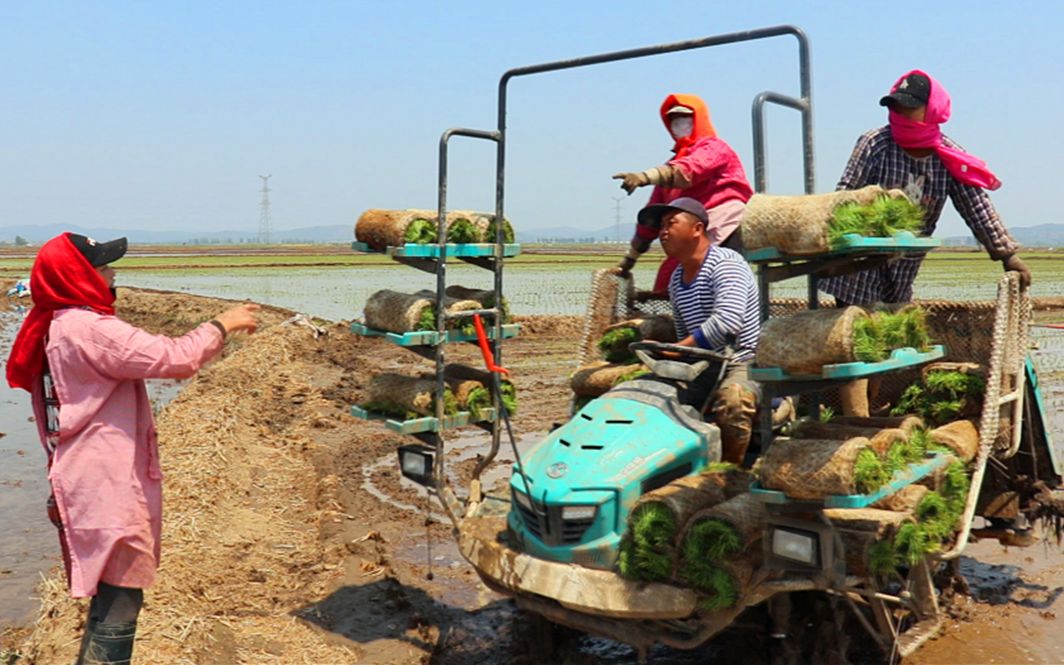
629;340;732;364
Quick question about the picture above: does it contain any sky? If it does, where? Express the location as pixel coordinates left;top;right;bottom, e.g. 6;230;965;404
1;0;1061;240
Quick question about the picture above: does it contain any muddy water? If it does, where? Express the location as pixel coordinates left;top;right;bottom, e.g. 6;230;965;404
0;315;186;627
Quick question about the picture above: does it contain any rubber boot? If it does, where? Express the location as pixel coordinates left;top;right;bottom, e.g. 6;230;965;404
712;384;757;466
838;379;869;418
81;621;137;665
74;615;97;665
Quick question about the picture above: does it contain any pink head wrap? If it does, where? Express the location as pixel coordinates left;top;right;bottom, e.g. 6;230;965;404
887;69;1001;191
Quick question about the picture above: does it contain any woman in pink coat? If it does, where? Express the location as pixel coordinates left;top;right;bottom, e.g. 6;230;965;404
6;232;259;664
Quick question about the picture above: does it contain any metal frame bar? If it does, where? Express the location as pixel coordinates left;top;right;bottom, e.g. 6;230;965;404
430;26;815;514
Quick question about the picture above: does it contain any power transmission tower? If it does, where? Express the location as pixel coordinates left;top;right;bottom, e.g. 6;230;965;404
258;174;272;244
612;196;624;242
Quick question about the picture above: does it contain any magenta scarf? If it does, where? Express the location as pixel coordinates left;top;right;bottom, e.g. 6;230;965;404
887;69;1001;191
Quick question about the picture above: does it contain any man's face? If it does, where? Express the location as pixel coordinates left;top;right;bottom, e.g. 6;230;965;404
659;210;704;258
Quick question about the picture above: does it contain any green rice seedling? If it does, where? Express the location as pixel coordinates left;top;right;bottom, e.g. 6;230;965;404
916;492;955;540
869;539;898;577
486;218;515;243
928;399;966;424
445;218;479;244
941;461;971;514
853;316;889;362
855;448;892;493
925;370;985;400
828;195;924;247
819;406;836;423
879;308;931;352
827;202;873;246
416;307;436;332
893;522;932;567
695;567;741;611
616;536;636;578
867;195;924;236
683;519;743;562
892;383;926;417
466;381;518;418
403;218;438;244
598;327;640;363
627;503;678;582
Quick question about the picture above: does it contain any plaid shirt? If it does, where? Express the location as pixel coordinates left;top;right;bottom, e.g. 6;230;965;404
819;126;1018;304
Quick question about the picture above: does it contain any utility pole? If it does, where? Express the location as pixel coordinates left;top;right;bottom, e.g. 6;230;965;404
612;196;624;243
258;174;272;244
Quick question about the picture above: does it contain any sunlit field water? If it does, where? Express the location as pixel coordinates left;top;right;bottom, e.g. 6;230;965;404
108;252;1064;321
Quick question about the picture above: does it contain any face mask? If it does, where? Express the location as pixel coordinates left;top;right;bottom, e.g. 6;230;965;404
670;117;694;140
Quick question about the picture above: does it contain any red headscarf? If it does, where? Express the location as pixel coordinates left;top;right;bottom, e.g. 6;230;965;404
887;69;1001;190
659;93;717;159
6;233;116;391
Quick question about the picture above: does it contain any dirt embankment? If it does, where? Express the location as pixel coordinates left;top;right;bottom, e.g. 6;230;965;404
2;286;1061;664
1;288;584;664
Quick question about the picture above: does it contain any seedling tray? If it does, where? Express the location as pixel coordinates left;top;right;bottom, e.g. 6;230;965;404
350;322;520;346
751;345;945;382
750;452;951;509
352;241;521;258
350;405;496;434
744;231;939;263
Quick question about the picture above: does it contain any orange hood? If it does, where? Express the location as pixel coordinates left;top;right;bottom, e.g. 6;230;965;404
659;93;716;157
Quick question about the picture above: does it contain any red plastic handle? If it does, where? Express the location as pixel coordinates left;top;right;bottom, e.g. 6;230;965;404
472;314;510;375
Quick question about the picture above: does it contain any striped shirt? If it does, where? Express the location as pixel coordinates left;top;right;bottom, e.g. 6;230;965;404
819;126;1018;305
668;246;761;362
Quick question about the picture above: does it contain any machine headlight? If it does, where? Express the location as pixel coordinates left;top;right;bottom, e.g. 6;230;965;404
561;505;597;521
397;445;434;486
771;527;818;566
513;489;533;511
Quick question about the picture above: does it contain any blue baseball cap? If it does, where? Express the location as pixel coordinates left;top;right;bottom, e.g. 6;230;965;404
636;197;708;229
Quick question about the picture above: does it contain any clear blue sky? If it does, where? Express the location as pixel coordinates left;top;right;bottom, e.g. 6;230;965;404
1;0;1060;239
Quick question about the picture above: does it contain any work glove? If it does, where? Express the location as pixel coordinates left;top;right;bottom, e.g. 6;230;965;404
1001;253;1032;289
614;254;637;278
612;171;650;195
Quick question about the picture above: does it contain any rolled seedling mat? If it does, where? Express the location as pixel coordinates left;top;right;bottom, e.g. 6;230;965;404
788;420;882;442
756;306;868;375
467;212;515;243
918;453;961;491
355;209;438;250
868;428;909;456
363;289;434;333
599;315;677;363
742;185;901;255
444;363;516;417
695;550;761;612
871;483;930;512
759;436;876;499
443;210;480;244
620;475;727;583
921;361;984;382
927;419;974;461
365;373;457;418
570;361;647;397
678;495;765;601
822;507;913;577
413;290;482;332
443;285;511;321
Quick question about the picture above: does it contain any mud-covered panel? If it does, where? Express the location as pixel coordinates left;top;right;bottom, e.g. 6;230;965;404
1027;328;1064;478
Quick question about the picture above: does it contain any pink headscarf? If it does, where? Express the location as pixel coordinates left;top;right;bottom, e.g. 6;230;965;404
887;69;1001;191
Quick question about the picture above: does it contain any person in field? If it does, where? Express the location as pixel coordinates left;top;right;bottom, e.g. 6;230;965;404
612;93;753;293
637;197;761;465
6;233;259;664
